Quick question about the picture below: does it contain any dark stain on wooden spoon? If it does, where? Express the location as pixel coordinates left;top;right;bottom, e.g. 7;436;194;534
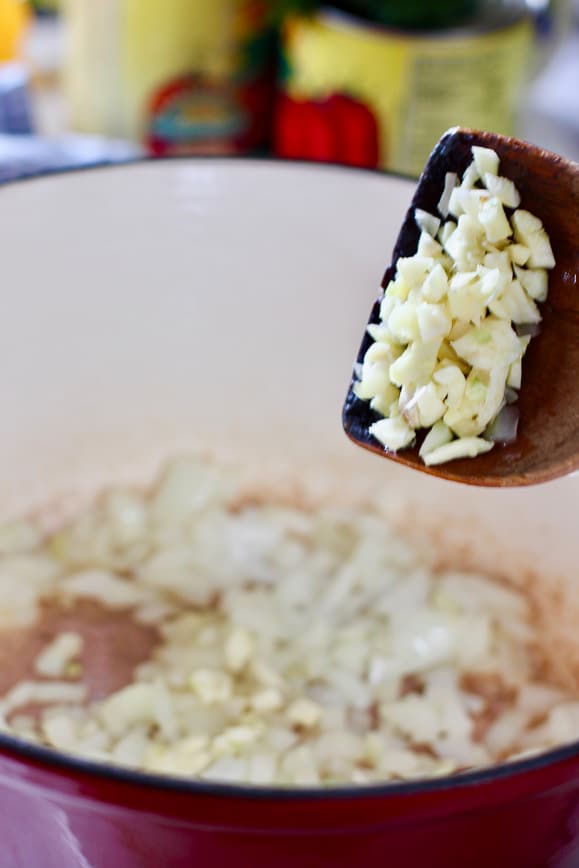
343;128;579;487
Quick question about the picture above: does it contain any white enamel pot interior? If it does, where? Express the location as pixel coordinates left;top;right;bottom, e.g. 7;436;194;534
0;159;577;685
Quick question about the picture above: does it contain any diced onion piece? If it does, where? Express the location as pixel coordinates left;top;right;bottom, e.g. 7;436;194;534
379;293;398;322
251;688;284;713
483;249;511;273
355;342;398;399
416;303;452;342
479;198;512;244
224;627;255;673
2;680;87;714
399;385;420;427
419;421;452;458
465;370;488;404
477;266;505;304
422;437;494;466
189;669;232;705
448;185;465;219
104;491;147;547
447;214;483;252
422;263;449;303
433;364;466;408
473;366;511;435
369;416;415;452
213;725;262;755
366;322;394;344
447;273;487;325
151;457;231;524
415;209;441;237
388;303;420;343
42;712;79;750
483;173;521;208
508;244;531;266
438;172;458;217
287;697;322;728
514;265;549;302
414;384;446;428
472;146;499;177
463;189;492;220
438;220;456;246
512;208;542;234
525;233;555;270
512;210;555;269
383;277;410;303
389;340;440;388
35;632;83;678
489;279;541;325
354;374;386;401
418;231;443;258
397;256;433;289
369;383;400;416
62;569;146;608
364;341;397;365
449;320;469;341
461;161;480;189
451;319;521;371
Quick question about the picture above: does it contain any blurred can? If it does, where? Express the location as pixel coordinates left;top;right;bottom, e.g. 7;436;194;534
63;0;274;154
274;6;534;175
0;0;32;134
0;0;28;62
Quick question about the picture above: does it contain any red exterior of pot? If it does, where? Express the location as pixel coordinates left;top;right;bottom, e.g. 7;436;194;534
2;740;579;868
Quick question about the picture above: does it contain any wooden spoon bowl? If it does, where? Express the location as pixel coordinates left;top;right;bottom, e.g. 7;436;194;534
343;128;579;487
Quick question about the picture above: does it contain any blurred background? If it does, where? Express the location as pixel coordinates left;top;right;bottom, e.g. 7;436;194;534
0;0;577;181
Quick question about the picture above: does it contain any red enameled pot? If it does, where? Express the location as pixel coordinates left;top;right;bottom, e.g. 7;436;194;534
0;160;577;867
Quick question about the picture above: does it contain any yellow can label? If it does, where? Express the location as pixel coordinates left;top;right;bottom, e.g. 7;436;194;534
0;0;28;63
278;10;533;176
66;0;272;150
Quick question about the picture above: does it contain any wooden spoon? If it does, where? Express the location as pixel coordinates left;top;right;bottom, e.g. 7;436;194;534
343;128;579;487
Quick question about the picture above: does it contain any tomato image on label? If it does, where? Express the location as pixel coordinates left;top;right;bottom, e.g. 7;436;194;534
274;93;380;169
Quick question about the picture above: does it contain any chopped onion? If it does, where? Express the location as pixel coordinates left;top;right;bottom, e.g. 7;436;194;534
0;455;575;786
485;404;520;444
415;209;441;238
354;143;555;466
437;172;458;218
